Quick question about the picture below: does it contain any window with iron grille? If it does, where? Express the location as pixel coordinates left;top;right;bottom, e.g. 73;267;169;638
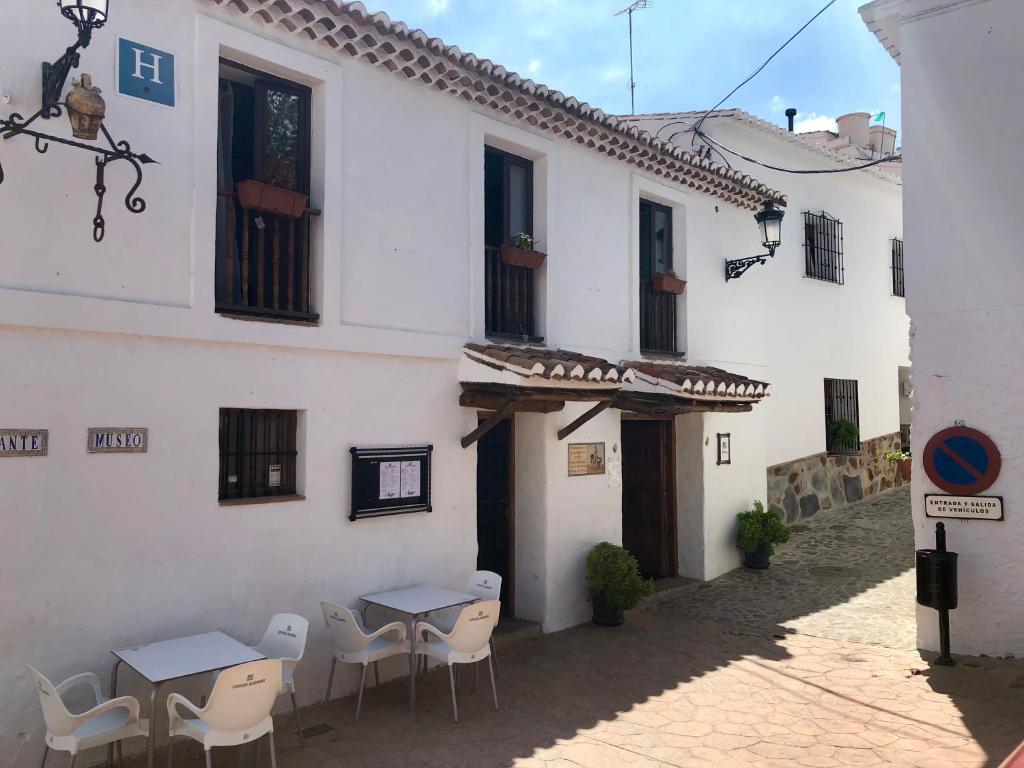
803;211;844;284
891;238;905;297
219;409;299;501
824;378;861;454
639;198;677;353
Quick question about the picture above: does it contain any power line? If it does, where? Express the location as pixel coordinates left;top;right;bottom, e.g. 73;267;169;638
698;129;901;174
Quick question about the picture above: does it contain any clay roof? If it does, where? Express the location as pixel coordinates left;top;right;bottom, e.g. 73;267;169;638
625;360;770;401
204;0;785;211
620;109;901;185
465;343;634;384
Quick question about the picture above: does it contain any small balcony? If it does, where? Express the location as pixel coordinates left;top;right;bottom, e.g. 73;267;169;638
640;279;678;354
484;246;539;341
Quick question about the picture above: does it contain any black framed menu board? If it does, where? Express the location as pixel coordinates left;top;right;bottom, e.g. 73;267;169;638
350;445;433;520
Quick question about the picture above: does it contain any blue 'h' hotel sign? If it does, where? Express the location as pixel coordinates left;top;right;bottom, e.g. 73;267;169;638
117;38;175;107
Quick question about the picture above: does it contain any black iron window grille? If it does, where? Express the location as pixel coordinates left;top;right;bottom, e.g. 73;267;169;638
891;238;905;297
803;211;844;284
639;198;678;354
824;378;861;454
219;408;298;501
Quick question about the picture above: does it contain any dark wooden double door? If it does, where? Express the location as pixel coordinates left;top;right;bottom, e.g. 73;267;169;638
476;417;513;615
622;419;678;579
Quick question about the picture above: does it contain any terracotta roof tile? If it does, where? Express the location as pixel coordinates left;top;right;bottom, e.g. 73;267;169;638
466;343;634;384
624;360;770;401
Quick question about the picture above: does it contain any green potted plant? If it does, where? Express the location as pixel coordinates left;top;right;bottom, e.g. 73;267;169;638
236;157;309;219
736;501;790;569
884;448;912;482
826;419;860;453
586;542;653;626
500;232;547;269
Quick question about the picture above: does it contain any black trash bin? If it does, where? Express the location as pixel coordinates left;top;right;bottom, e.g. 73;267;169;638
916;548;958;610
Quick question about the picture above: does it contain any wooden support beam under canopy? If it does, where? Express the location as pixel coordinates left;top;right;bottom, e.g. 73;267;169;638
460;401;515;449
557;401;613;440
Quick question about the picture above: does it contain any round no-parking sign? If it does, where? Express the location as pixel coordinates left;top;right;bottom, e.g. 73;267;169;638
923;426;1001;495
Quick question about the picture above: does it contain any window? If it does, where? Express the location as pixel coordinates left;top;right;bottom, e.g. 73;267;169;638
219;409;299;501
216;59;317;322
824;378;860;453
484;146;539;340
891;238;905;297
639;199;678;354
803;211;844;284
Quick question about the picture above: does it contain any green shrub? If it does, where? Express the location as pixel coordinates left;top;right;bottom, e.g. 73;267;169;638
585;542;653;612
883;448;911;462
826;419;860;451
735;501;790;554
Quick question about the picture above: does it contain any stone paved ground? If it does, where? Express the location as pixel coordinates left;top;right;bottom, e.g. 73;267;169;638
138;489;1024;768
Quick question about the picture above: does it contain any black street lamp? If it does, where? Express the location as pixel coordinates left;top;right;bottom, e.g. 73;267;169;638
0;0;157;242
725;200;786;281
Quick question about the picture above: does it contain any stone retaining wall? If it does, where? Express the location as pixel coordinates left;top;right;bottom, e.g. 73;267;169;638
766;432;907;523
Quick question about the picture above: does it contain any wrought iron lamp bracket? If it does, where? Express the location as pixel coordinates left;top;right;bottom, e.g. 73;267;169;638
0;107;157;242
725;246;776;282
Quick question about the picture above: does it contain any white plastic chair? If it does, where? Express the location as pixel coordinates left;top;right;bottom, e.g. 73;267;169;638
26;665;148;767
251;613;309;747
415;600;500;722
320;602;409;721
430;571;503;669
167;658;282;768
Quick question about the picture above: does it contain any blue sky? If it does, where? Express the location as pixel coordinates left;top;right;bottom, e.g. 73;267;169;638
368;0;901;138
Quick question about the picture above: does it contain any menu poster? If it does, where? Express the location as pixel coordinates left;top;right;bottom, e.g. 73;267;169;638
400;461;421;498
379;461;401;499
350;445;433;521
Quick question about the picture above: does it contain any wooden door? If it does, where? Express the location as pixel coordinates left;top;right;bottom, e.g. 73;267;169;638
621;419;677;579
476;416;514;615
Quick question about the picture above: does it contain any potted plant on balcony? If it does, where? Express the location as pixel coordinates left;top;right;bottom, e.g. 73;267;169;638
586;542;653;626
235;157;309;219
884;448;912;482
736;501;790;569
500;232;547;269
652;271;686;294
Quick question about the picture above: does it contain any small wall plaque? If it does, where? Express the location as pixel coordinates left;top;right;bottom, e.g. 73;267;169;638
717;433;731;465
925;494;1003;521
568;442;605;476
88;428;148;454
0;429;48;457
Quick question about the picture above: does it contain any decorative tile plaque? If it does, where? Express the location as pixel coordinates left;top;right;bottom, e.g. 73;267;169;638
0;429;48;457
87;428;148;454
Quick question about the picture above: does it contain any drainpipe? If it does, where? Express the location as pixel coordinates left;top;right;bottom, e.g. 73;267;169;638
785;107;797;132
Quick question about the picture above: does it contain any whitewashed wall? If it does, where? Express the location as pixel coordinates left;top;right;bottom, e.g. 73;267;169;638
877;0;1024;656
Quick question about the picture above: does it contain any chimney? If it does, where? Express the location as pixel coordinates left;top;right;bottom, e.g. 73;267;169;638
785;107;797;132
869;124;897;157
836;112;870;148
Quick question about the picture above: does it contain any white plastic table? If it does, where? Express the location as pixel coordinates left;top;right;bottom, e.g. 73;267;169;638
110;631;264;768
360;585;479;710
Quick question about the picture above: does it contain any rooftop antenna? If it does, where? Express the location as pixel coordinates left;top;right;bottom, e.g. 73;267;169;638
615;0;651;115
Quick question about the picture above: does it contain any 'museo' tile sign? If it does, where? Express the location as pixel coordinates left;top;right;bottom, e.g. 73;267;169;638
87;428;148;454
0;429;48;457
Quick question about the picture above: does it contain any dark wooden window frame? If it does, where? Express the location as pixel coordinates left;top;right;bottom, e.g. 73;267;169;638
824;378;861;454
639;198;679;355
891;237;905;297
219;408;300;503
803;210;845;285
484;145;541;342
216;59;318;323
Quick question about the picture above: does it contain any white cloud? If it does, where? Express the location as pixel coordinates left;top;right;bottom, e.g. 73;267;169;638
889;81;901;95
528;59;542;75
770;95;785;114
598;64;628;85
426;0;449;15
794;112;838;133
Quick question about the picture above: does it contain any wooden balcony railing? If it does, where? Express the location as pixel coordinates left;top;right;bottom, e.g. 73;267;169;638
215;190;319;322
640;280;678;354
485;246;539;341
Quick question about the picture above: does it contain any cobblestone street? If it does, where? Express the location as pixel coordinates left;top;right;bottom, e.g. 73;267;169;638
145;488;1024;768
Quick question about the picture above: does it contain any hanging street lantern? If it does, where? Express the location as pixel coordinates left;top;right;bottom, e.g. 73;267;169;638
725;200;787;281
0;1;157;242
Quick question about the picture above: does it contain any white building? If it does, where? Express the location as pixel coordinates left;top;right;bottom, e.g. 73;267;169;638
0;1;904;760
860;0;1024;657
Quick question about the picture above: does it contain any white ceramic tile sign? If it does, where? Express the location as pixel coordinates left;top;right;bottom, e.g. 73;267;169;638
0;429;48;457
87;428;148;454
925;494;1003;521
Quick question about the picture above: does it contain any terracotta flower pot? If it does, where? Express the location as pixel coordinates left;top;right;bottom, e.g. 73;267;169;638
235;180;309;219
897;457;911;482
652;272;686;294
500;244;547;269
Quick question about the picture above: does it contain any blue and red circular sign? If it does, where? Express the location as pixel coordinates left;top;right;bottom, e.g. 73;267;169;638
923;426;1001;495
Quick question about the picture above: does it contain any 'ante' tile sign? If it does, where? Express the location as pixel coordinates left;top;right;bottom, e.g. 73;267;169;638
0;429;48;457
88;428;148;454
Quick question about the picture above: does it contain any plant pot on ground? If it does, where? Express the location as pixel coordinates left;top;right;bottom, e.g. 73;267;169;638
736;501;790;570
652;272;686;294
884;448;912;482
586;542;653;626
500;232;546;269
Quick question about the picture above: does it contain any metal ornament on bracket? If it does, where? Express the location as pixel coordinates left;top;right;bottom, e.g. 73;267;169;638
0;1;157;242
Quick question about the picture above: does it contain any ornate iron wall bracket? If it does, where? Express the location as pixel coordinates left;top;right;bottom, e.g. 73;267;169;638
0;107;157;242
725;247;776;282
